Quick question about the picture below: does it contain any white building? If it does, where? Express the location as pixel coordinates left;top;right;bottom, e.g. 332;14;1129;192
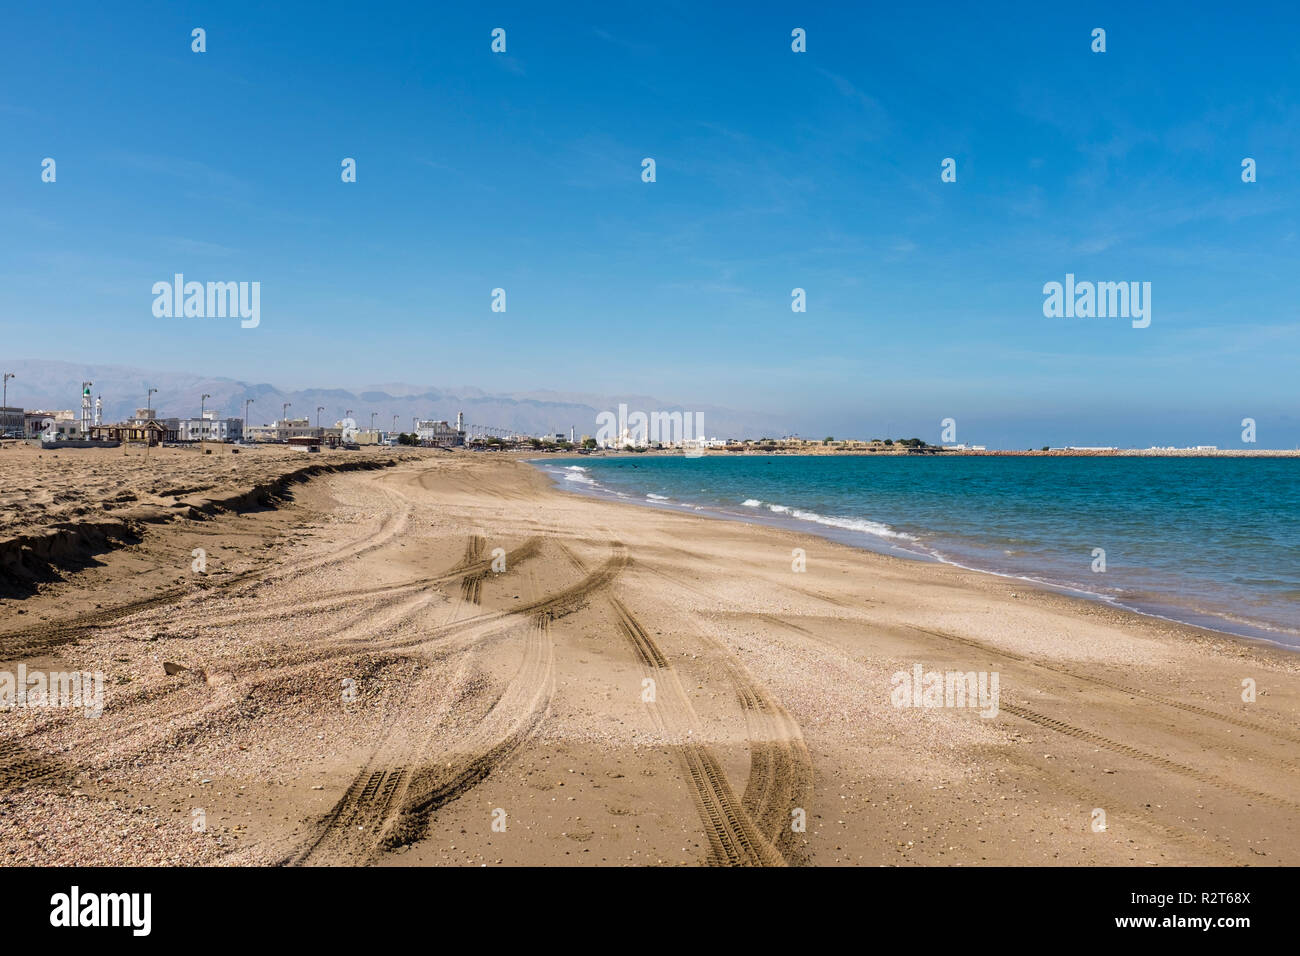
24;410;75;438
248;418;316;442
176;411;244;442
42;420;84;440
414;419;465;447
598;427;648;450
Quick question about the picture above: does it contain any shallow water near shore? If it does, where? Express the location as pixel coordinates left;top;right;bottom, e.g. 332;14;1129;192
535;454;1300;647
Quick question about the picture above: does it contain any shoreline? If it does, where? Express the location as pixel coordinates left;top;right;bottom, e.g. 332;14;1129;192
562;446;1300;458
529;455;1300;652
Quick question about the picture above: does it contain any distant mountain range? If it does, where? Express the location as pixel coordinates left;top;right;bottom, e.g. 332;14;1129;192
2;359;790;440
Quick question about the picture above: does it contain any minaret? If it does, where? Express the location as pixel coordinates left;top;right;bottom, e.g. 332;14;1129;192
94;395;102;426
80;381;93;436
456;411;464;433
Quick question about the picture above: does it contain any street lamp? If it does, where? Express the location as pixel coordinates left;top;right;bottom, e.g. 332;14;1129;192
2;372;13;437
144;386;158;453
244;398;254;443
200;393;211;441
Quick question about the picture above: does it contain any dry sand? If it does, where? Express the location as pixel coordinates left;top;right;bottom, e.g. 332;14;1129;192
0;449;1296;866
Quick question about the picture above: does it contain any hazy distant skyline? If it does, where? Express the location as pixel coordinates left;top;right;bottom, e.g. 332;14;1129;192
6;356;1295;450
1;357;793;441
2;2;1298;447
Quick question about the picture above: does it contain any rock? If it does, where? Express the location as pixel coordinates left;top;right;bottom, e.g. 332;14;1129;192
163;661;189;675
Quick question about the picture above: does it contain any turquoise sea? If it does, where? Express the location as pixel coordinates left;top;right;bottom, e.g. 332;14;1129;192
535;455;1300;647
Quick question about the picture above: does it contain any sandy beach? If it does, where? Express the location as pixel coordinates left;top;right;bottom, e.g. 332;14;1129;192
0;448;1296;866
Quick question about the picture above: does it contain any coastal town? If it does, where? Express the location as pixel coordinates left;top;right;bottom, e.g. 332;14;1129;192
0;380;470;450
1;380;1292;457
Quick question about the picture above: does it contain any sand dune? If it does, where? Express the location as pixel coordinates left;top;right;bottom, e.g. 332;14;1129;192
0;442;414;592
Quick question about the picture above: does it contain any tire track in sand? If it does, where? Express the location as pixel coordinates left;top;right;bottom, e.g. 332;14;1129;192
0;743;72;794
0;473;416;657
619;596;783;867
999;702;1300;814
287;542;623;863
382;603;558;850
380;545;625;849
754;612;1284;861
30;535;549;792
560;544;791;866
457;535;486;607
160;536;542;634
905;624;1300;747
285;658;476;867
729;665;814;862
124;538;562;767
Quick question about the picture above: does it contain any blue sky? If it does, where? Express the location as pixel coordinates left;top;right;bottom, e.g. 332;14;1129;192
1;1;1297;446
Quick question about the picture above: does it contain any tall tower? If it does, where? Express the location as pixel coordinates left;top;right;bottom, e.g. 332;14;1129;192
80;381;93;436
456;411;464;433
94;395;102;426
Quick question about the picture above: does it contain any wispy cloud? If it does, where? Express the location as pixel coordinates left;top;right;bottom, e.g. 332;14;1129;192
815;68;891;132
